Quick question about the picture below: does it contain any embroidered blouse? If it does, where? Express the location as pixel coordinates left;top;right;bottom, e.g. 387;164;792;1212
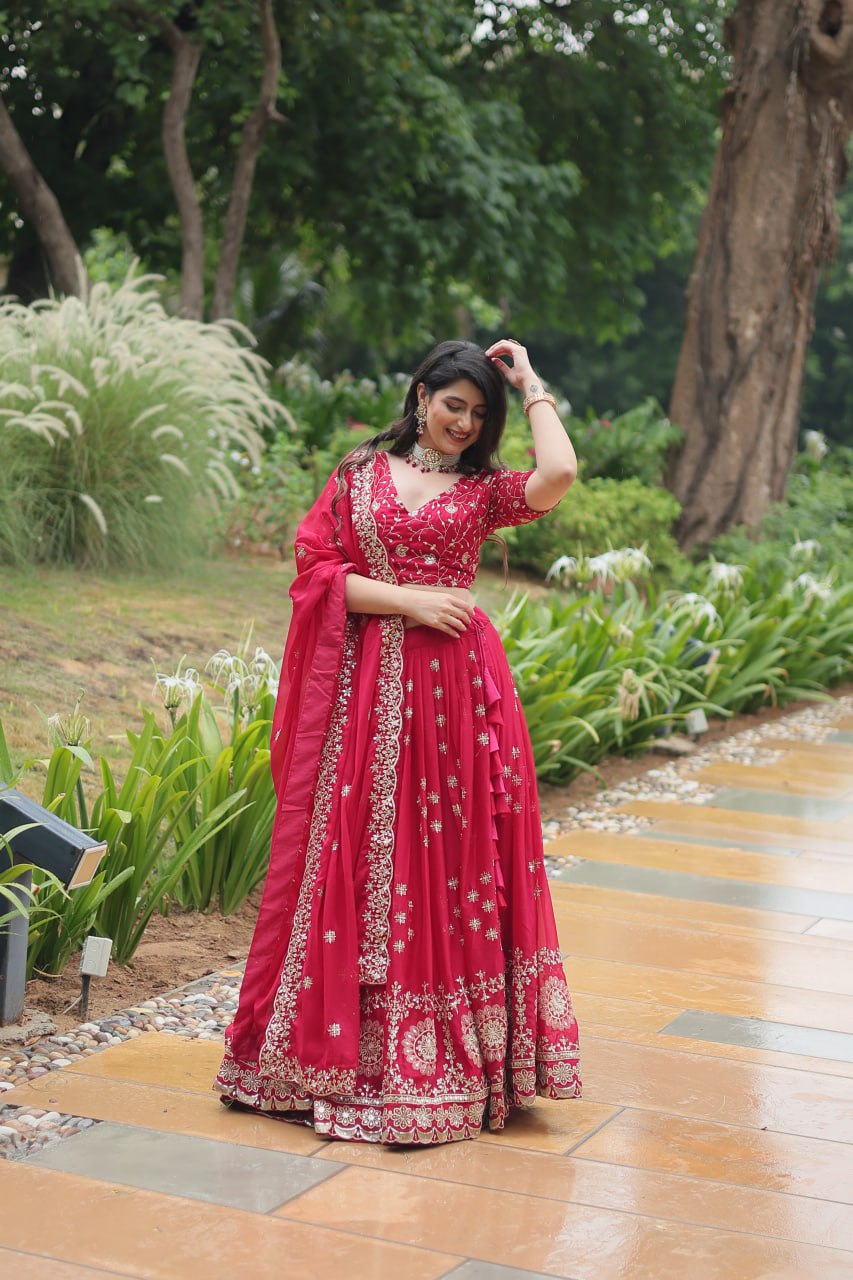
371;450;550;588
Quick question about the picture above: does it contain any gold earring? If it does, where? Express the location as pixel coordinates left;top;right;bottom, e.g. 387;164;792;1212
415;402;427;436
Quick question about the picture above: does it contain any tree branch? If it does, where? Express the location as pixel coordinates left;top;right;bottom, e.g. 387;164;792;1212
0;95;85;297
210;0;285;320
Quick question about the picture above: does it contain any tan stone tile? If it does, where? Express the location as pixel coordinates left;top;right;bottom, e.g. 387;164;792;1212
573;1107;853;1203
64;1034;223;1092
565;955;853;1036
0;1163;458;1280
690;761;853;798
558;909;853;997
581;1036;853;1142
578;1021;853;1080
621;801;851;850
547;879;817;935
554;829;853;893
314;1136;853;1251
0;1072;324;1156
280;1164;853;1279
0;1249;130;1279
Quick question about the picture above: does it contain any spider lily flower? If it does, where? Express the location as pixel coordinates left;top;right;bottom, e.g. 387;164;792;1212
803;429;828;463
546;555;579;584
706;558;745;594
47;698;91;747
790;539;821;564
616;668;642;721
587;547;652;585
790;572;834;605
153;664;201;712
669;593;721;628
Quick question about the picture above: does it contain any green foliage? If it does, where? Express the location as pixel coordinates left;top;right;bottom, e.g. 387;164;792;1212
2;659;280;972
499;561;853;784
501;477;688;583
0;274;285;568
1;2;727;347
710;449;853;576
575;399;683;485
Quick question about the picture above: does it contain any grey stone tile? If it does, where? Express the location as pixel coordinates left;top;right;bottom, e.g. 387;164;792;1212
26;1122;342;1212
554;860;853;921
441;1263;578;1280
706;787;853;822
634;828;802;857
661;1010;853;1063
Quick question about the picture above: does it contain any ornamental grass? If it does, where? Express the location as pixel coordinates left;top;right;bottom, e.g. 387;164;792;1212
0;272;288;568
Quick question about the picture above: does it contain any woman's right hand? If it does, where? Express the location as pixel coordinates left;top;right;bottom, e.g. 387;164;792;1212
402;586;475;635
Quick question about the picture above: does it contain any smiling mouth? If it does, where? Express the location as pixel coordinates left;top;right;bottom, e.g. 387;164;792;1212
447;430;470;444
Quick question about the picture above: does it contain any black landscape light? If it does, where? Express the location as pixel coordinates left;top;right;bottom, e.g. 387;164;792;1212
0;788;108;1025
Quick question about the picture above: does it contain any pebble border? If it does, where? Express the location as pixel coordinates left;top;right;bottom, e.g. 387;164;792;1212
1;693;850;1161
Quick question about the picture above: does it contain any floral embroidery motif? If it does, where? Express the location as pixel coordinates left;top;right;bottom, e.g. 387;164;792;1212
402;1019;438;1074
460;1012;483;1066
358;1019;385;1077
539;976;576;1030
475;1005;508;1062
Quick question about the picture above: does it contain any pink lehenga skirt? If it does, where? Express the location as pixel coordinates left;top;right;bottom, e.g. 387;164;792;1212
215;610;581;1143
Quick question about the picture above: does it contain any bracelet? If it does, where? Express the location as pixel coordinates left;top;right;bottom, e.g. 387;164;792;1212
522;389;557;416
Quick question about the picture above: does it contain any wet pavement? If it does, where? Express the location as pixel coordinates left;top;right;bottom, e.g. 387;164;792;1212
1;702;852;1278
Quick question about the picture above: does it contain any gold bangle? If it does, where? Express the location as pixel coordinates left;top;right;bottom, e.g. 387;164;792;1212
522;390;557;416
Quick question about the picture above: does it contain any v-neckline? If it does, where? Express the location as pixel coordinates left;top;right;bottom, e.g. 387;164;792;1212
382;450;464;517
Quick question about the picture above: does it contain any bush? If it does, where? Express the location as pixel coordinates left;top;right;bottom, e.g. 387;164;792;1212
0;272;287;568
498;476;688;583
710;446;853;576
270;359;407;450
575;397;682;485
498;558;853;783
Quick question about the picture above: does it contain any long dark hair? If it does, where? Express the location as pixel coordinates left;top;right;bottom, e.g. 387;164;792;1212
335;341;507;497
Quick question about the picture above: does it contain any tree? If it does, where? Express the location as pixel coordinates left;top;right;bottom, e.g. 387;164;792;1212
667;0;853;549
0;0;283;318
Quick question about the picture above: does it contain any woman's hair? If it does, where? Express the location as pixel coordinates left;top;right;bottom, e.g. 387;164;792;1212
335;340;507;496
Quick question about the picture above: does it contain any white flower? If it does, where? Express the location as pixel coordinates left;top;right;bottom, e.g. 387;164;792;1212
790;539;821;563
803;429;828;463
616;668;642;721
546;555;579;583
790;572;833;605
154;665;201;711
669;593;721;628
706;558;745;594
588;547;652;584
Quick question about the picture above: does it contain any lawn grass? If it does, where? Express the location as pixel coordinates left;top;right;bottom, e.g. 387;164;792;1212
0;554;534;777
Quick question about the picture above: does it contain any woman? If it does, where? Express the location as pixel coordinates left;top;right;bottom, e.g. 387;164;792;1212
215;338;581;1144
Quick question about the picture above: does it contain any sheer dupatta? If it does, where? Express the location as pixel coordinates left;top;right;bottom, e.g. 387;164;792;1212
226;457;405;1095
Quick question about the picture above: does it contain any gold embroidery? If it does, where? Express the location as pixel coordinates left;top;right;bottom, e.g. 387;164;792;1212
351;457;404;984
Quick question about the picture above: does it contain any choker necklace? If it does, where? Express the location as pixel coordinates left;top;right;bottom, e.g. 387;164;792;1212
405;441;461;474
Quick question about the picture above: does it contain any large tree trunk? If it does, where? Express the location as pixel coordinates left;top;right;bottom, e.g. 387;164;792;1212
667;0;853;550
0;98;84;297
210;0;284;321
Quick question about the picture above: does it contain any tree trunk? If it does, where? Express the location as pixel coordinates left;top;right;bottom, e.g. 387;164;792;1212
667;0;853;550
161;32;205;319
0;98;84;298
210;0;285;321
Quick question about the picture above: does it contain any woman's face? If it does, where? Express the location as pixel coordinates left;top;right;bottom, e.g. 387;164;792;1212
419;379;487;456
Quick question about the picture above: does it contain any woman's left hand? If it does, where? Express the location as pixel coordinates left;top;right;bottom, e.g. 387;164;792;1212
484;338;537;393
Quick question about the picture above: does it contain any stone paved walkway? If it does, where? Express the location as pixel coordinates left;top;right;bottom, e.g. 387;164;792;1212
1;697;852;1278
